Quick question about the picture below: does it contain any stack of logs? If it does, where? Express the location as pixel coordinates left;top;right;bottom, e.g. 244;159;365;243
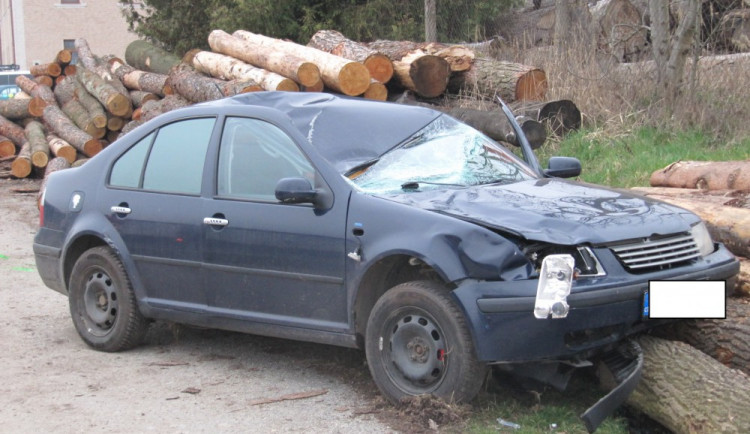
1;29;564;183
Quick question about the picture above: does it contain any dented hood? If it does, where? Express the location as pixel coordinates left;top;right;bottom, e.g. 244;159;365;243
383;178;699;245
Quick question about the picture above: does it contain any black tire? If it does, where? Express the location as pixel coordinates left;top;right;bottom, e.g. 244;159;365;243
68;246;148;352
365;280;487;404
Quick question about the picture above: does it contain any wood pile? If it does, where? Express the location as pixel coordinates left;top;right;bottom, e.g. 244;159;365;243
0;29;555;182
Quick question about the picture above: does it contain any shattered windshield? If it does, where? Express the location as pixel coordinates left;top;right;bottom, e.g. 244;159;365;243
348;115;538;194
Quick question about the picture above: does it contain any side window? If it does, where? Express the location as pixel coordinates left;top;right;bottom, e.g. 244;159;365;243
217;117;314;201
109;132;154;188
142;118;215;195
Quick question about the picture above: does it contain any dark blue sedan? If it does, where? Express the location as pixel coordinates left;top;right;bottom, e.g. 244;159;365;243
34;92;738;421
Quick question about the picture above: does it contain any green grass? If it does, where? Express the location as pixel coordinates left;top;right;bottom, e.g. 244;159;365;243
537;127;750;188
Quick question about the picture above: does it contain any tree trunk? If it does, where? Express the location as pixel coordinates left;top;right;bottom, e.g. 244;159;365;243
655;297;750;376
628;335;750;434
511;99;582;136
191;51;299;92
76;67;131;117
0;98;31;120
716;9;750;52
46;134;76;164
590;0;649;62
630;187;750;259
308;30;394;83
41;105;102;157
208;30;320;87
425;0;437;42
10;142;31;178
495;2;558;48
108;57;169;96
650;160;750;190
0;114;27;148
30;63;62;78
449;58;548;102
24;120;49;168
167;65;225;103
0;135;15;159
125;40;181;75
233;30;371;96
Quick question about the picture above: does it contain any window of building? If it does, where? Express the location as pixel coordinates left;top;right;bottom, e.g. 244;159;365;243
63;40;78;65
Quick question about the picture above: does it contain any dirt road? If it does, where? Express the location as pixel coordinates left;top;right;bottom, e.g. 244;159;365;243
0;178;397;433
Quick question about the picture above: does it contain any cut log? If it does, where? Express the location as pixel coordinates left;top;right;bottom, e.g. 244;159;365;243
41;105;102;157
167;65;224;103
590;0;649;62
55;49;73;65
106;116;125;132
108;57;169;96
129;90;160;108
655;297;750;376
449;58;548;102
650;160;750;191
63;64;77;76
10;142;31;178
0;98;31;120
630;187;750;259
33;75;54;88
16;75;56;117
125;40;181;75
30;63;62;78
140;94;191;123
76;67;131;117
0;114;27;148
366;40;451;98
301;79;324;92
214;79;263;97
363;80;388;101
208;30;320;87
511;99;582;136
76;39;132;98
46;134;76;164
367;39;474;72
628;335;750;434
191;51;298;92
0;135;15;158
233;30;370;96
53;75;77;106
72;78;108;129
717;9;750;52
308;30;394;83
62;99;105;139
24;120;49;168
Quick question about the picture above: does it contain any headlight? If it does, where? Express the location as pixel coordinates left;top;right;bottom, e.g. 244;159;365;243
534;254;574;319
690;222;714;257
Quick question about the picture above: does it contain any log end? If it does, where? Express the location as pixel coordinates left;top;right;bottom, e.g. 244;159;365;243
11;157;31;178
301;79;324;92
363;81;388;101
85;124;107;140
31;150;49;168
83;139;104;157
56;145;77;164
297;62;322;88
92;114;108;129
410;55;450;98
337;62;371;96
516;68;548;101
275;79;300;92
0;139;16;158
28;97;48;117
106;94;133;117
364;54;394;84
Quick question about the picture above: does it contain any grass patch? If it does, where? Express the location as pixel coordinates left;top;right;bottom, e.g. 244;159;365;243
537;127;750;188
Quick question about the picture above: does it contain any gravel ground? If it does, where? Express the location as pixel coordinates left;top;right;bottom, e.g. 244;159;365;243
0;178;400;433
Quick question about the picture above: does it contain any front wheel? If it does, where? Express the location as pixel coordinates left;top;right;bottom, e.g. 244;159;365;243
365;281;486;404
68;246;148;352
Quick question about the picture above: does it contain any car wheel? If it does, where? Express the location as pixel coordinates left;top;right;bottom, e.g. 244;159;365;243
365;280;486;403
68;246;148;352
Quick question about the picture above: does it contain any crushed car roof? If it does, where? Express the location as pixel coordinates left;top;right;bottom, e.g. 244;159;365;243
208;92;442;173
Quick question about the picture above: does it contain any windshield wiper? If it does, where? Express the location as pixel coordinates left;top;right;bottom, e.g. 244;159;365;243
401;180;465;190
345;158;380;178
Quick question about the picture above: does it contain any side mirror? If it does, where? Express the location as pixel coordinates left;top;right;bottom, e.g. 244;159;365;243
275;177;317;204
544;156;581;178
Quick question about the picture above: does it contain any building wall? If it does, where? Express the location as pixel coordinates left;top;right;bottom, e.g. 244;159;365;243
14;0;138;69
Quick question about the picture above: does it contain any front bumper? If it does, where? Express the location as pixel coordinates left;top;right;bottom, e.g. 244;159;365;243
452;244;739;362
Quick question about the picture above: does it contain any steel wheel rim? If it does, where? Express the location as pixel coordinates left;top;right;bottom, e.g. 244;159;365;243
382;308;448;394
81;268;119;336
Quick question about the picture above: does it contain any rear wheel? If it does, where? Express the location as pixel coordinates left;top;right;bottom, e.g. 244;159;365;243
68;246;148;352
365;280;486;403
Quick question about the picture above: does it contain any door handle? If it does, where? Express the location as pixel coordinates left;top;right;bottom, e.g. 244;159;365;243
111;205;131;214
203;217;229;226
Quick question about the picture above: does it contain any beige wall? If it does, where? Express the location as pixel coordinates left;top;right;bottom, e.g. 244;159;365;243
18;0;138;69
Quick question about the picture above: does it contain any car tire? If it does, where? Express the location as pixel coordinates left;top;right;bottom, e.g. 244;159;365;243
68;246;148;352
365;280;486;404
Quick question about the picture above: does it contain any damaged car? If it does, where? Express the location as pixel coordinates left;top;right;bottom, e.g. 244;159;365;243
34;92;739;430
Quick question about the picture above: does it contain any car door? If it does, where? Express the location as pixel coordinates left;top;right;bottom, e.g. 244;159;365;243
101;117;216;309
202;116;348;330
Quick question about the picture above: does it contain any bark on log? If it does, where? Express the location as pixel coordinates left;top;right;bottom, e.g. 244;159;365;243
214;79;263;97
46;134;76;164
55;49;73;66
34;75;54;88
108;57;169;96
0;98;31;120
168;65;224;103
0;114;27;148
308;30;394;83
41;105;102;157
628;335;750;434
30;63;62;78
511;99;582;136
76;67;131;117
129;90;160;108
208;30;320;87
234;30;370;96
75;38;131;98
630;187;750;259
0;135;14;158
366;40;451;98
650;160;750;190
10;142;31;178
590;0;649;62
69;77;108;129
16;75;56;117
717;9;750;52
449;58;547;102
495;2;557;48
25;120;49;168
655;297;750;376
191;51;298;92
62;99;103;139
140;95;191;123
367;39;474;72
125;40;181;75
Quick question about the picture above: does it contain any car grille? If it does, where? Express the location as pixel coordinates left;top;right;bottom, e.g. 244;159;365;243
610;234;700;272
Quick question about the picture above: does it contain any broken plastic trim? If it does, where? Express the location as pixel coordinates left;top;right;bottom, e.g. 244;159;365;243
580;339;644;433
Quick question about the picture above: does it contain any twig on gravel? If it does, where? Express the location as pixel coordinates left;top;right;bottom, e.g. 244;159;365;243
247;388;329;406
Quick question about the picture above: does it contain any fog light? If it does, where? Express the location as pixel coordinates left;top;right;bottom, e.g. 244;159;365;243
534;254;575;319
